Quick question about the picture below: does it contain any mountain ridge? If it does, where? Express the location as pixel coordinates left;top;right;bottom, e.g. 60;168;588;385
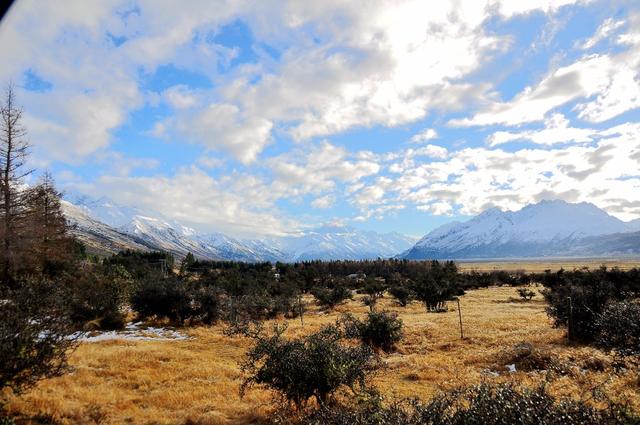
62;195;417;261
402;200;640;260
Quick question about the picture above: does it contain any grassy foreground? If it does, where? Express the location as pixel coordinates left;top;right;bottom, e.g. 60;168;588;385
6;285;640;424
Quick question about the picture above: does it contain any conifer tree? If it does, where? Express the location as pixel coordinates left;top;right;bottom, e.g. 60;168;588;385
25;172;74;276
0;84;31;285
179;251;196;277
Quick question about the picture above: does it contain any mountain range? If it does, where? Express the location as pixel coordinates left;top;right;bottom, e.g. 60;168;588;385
62;194;640;262
62;194;417;261
401;200;640;260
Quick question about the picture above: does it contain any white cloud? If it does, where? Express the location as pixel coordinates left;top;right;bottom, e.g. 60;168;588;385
453;14;640;128
410;128;438;143
494;0;584;17
417;201;453;216
197;155;225;169
574;68;640;122
580;17;625;50
451;55;614;126
408;144;449;159
311;195;335;209
268;141;380;196
95;167;298;237
0;0;592;165
487;113;596;146
178;103;273;164
380;121;640;220
163;85;199;109
354;186;385;207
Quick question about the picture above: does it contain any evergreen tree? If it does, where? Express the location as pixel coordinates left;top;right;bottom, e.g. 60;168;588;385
179;251;196;277
24;172;74;276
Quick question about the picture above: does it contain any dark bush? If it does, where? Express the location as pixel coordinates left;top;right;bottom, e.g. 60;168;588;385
341;312;403;353
311;285;352;309
240;323;378;408
517;287;536;301
595;300;640;356
65;264;133;330
360;278;387;311
388;284;412;307
131;275;191;324
103;250;174;280
1;279;77;396
191;286;222;325
298;383;636;425
411;275;456;312
543;278;618;342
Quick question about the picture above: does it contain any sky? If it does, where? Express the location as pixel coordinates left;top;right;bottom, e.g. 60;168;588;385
0;0;639;238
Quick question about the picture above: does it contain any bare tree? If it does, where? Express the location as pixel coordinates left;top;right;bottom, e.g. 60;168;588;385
0;84;31;285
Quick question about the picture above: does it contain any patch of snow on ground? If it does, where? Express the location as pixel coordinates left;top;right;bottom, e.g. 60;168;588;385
75;322;190;342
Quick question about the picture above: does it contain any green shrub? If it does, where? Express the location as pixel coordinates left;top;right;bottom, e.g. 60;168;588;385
595;300;640;356
341;312;403;353
311;285;352;309
191;286;222;325
543;279;617;342
299;383;635;425
131;276;191;324
517;287;536;301
388;284;412;307
411;275;456;312
1;280;76;396
65;264;133;330
240;323;378;408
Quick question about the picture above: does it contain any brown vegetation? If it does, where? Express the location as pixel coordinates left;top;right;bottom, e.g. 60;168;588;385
6;286;639;424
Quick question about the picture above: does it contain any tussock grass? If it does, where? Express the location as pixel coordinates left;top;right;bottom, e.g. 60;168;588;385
6;286;640;424
457;258;640;272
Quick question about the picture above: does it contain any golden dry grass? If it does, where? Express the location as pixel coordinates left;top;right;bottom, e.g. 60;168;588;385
6;286;640;424
457;258;640;272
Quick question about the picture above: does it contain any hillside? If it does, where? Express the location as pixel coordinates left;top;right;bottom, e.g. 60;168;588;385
62;195;416;261
403;200;640;260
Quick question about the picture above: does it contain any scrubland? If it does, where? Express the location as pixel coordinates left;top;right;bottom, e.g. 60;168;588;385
6;284;639;424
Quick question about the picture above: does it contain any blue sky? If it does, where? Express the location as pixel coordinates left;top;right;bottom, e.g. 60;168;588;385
1;0;639;237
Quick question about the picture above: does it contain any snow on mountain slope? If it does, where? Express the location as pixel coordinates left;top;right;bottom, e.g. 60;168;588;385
66;193;143;228
63;195;416;261
61;201;155;255
267;225;418;261
194;232;287;262
120;216;222;259
403;200;639;259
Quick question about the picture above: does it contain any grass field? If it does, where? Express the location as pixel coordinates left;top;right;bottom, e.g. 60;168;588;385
6;285;640;424
457;258;640;272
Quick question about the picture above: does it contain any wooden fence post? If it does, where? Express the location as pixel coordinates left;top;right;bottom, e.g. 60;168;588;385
299;293;304;328
567;296;573;341
457;298;464;339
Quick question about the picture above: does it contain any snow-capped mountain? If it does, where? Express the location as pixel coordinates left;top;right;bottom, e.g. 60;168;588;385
66;192;144;228
120;216;214;259
194;232;286;262
62;200;156;255
402;200;640;259
62;194;417;261
267;225;417;261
